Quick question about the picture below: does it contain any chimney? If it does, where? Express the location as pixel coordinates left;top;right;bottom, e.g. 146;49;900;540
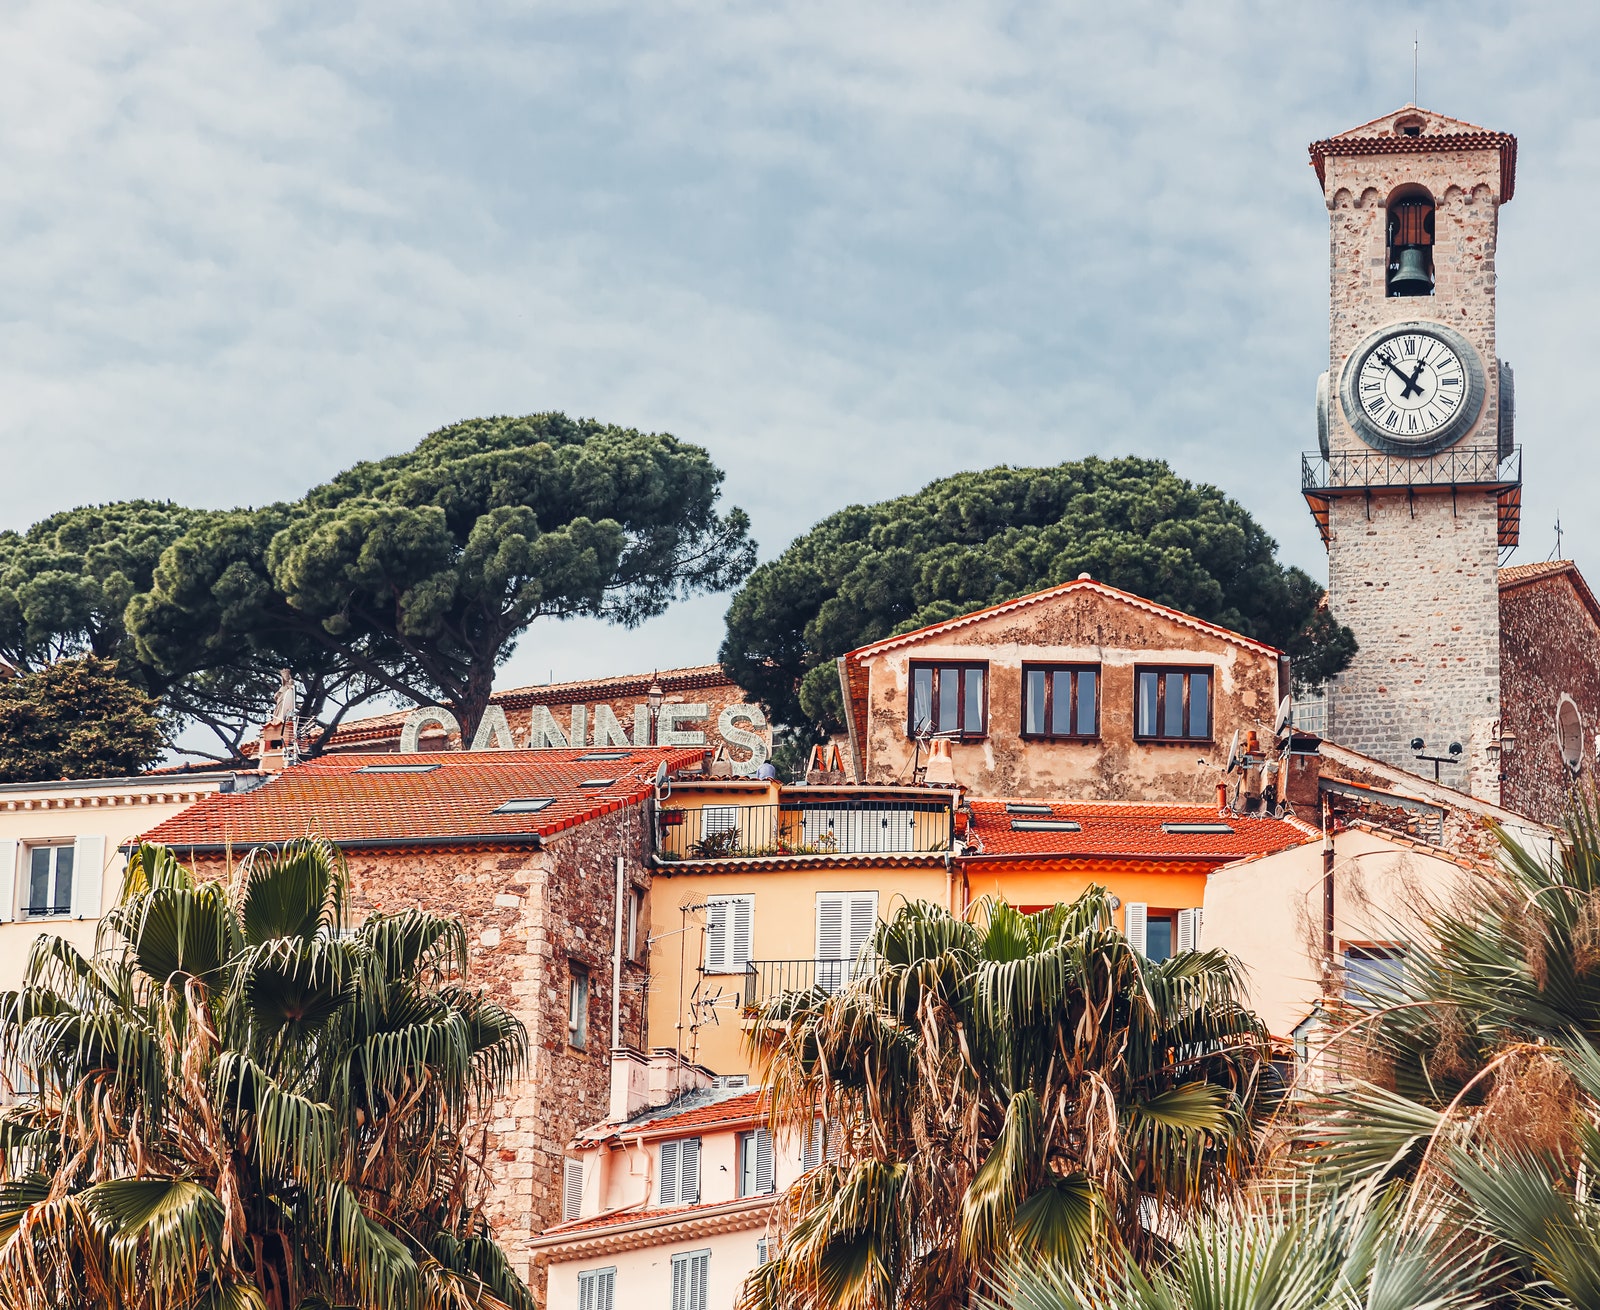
1283;733;1323;812
257;722;290;775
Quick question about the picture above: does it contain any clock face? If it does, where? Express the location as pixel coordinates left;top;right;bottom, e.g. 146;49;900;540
1352;330;1467;441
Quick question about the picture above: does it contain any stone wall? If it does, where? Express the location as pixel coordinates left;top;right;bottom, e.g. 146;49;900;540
1326;490;1501;795
1500;576;1600;824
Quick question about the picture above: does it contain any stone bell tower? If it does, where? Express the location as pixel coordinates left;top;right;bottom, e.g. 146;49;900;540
1303;107;1519;799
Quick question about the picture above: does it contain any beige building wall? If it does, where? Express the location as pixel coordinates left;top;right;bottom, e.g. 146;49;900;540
1202;825;1482;1039
0;774;228;992
545;1223;767;1310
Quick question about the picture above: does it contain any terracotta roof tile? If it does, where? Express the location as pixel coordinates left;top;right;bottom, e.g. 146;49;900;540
628;1088;768;1135
137;748;704;851
963;799;1311;862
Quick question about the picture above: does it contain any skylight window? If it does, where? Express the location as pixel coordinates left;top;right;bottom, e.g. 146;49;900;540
1161;822;1235;835
494;798;555;814
356;763;440;774
578;778;616;788
1010;820;1082;833
1004;803;1053;815
576;751;631;762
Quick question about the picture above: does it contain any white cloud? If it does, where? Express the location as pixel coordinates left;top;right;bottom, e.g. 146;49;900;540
1;0;1596;692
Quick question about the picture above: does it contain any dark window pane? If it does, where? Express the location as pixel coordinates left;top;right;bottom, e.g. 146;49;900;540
1145;917;1174;962
912;667;933;733
1024;670;1046;735
1187;672;1210;738
1137;672;1159;736
938;667;960;732
1076;670;1097;735
55;847;73;913
1163;672;1186;738
1344;946;1406;1007
29;848;49;912
1051;671;1073;735
963;668;984;733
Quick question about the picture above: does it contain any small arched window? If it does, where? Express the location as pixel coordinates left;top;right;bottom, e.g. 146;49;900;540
1386;187;1435;297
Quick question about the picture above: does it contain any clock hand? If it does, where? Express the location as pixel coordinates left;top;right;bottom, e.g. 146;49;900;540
1376;351;1426;399
1401;359;1427;399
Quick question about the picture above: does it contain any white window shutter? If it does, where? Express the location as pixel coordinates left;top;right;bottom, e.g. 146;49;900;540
563;1158;584;1221
1177;908;1202;953
599;1269;614;1310
693;1251;708;1310
659;1139;679;1204
0;841;16;922
731;897;754;971
680;1136;701;1202
1125;903;1148;956
579;1273;593;1310
815;894;844;959
802;1116;824;1170
671;1258;686;1310
71;835;106;920
705;901;728;973
755;1127;774;1193
846;893;878;972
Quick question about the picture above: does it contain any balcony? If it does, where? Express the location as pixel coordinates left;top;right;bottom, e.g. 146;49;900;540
1301;445;1521;549
738;958;874;1010
656;799;953;862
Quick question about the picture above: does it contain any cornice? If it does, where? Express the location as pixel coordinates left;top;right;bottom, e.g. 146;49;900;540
530;1195;776;1260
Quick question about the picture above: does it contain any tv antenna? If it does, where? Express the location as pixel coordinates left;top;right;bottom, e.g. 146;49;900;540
1550;514;1564;561
1413;31;1419;105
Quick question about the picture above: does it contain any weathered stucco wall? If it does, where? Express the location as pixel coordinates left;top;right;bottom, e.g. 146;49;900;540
856;588;1282;802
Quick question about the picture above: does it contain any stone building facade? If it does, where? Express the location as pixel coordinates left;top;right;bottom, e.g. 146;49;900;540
1499;560;1600;824
836;575;1288;802
1307;107;1520;799
138;746;702;1284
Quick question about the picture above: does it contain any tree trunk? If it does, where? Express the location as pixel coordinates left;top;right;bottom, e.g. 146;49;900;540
453;661;497;749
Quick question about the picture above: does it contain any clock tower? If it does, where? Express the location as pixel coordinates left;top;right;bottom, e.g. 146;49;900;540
1304;107;1519;798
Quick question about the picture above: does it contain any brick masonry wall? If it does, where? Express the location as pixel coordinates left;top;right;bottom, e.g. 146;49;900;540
1500;577;1600;824
188;801;655;1295
1326;490;1501;794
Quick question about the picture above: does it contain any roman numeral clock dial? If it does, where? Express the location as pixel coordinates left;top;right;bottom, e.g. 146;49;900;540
1337;321;1486;457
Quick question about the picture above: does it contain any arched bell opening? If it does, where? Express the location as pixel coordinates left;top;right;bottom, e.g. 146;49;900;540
1386;185;1435;297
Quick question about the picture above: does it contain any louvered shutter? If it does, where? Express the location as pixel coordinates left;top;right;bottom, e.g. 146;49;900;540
731;897;753;971
562;1158;583;1220
679;1136;701;1203
846;893;878;979
578;1272;593;1310
816;894;844;990
671;1257;687;1310
693;1250;708;1310
1177;908;1203;953
1124;903;1148;956
596;1269;615;1310
802;1115;824;1170
757;1237;769;1263
705;901;728;973
755;1127;774;1193
0;841;16;922
71;835;106;920
659;1139;680;1204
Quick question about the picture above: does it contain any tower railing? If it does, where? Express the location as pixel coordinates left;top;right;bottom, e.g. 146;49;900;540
1301;445;1521;550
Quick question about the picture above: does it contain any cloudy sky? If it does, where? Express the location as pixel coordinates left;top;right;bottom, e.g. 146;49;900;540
2;2;1594;695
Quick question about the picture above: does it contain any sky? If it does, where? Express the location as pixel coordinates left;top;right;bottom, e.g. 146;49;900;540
2;2;1596;699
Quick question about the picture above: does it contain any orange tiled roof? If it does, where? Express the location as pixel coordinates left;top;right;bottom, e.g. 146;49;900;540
136;748;704;852
963;799;1312;862
1499;560;1600;634
1308;106;1516;199
631;1088;768;1135
541;1195;773;1238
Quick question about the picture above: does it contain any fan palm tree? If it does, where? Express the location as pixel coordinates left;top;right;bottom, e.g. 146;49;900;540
0;838;531;1310
1299;794;1600;1306
739;891;1273;1310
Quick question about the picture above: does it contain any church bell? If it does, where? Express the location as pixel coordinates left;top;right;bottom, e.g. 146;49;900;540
1389;246;1434;295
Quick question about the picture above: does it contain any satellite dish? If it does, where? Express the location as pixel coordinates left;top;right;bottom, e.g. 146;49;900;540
1273;694;1293;736
654;761;669;788
1225;727;1242;772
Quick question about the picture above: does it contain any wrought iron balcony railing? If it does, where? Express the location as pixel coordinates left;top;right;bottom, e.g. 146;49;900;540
656;800;953;861
1301;444;1520;493
739;957;875;1010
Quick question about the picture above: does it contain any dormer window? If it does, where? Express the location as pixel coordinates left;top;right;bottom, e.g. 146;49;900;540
1386;187;1435;297
1394;113;1425;136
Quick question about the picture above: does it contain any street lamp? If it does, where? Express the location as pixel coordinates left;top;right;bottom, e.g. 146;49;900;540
1409;737;1462;782
646;676;664;745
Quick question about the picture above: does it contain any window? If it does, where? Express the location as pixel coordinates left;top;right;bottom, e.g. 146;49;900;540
815;892;878;992
628;888;644;961
739;1128;775;1197
659;1137;701;1205
492;797;553;814
705;896;754;974
1344;945;1407;1007
1134;668;1212;741
801;1116;838;1170
1123;905;1202;961
1022;664;1099;739
908;662;987;738
577;1267;615;1310
756;1238;770;1264
701;805;738;836
24;845;74;918
670;1250;710;1310
562;1158;584;1221
568;964;589;1049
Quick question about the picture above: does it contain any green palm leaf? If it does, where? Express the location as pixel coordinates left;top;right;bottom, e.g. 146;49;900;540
239;839;345;945
82;1176;224;1300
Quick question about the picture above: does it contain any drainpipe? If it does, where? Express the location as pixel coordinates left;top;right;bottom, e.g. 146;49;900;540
611;853;626;1052
1322;796;1335;987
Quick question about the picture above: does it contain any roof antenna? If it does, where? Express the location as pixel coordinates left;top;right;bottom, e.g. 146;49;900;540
1550;513;1564;561
1413;31;1419;105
